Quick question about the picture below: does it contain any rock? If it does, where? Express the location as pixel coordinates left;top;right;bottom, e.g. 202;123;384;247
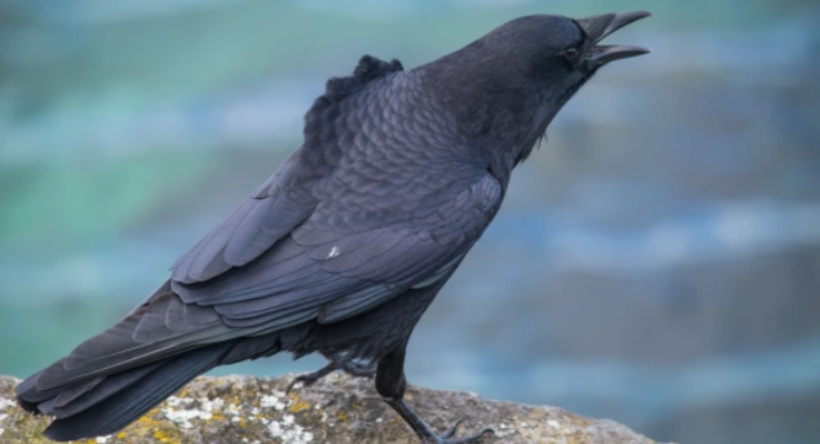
0;373;671;444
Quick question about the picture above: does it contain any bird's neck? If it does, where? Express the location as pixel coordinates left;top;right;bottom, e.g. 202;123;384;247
416;61;547;186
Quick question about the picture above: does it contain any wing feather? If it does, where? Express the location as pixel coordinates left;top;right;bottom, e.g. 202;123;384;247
193;173;502;323
170;149;317;284
37;168;500;392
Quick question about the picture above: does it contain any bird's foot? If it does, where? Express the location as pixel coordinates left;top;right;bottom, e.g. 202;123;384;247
286;354;375;393
428;419;494;444
387;399;494;444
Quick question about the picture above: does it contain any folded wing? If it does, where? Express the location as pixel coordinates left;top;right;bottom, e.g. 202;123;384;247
36;162;501;391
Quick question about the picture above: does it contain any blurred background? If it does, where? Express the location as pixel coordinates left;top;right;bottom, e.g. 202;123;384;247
1;1;819;443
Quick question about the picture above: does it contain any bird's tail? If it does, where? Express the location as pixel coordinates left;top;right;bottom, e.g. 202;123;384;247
15;341;234;442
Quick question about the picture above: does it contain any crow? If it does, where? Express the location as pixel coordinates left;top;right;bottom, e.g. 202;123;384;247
16;10;651;444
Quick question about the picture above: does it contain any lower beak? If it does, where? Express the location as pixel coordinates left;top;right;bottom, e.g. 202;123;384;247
574;11;651;66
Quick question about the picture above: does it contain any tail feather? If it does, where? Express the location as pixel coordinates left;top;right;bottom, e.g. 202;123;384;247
48;363;161;419
16;341;235;442
52;376;105;410
15;325;297;440
15;370;58;411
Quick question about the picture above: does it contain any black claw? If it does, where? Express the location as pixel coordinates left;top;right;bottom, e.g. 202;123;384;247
434;426;493;444
441;418;464;439
286;353;375;394
285;371;325;394
386;398;493;444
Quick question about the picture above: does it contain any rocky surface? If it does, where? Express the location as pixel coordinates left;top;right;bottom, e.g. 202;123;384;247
0;373;671;444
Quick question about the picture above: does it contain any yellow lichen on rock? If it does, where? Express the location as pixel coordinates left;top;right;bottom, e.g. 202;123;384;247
289;400;311;413
0;374;673;444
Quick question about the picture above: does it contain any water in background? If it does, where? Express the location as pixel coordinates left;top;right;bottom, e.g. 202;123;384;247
1;1;819;443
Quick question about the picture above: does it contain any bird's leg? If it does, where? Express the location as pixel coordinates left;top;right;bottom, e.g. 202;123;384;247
286;352;376;393
376;347;494;444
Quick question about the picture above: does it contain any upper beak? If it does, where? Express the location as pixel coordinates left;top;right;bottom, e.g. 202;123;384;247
574;11;651;66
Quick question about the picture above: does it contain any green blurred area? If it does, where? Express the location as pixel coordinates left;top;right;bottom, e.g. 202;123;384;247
0;0;815;249
0;150;213;246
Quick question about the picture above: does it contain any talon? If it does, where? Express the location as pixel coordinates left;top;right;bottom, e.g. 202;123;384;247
285;370;327;394
285;375;310;394
285;354;374;394
285;380;298;394
437;426;494;444
442;418;464;439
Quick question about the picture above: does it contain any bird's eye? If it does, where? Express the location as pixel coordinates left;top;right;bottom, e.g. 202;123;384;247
563;47;580;62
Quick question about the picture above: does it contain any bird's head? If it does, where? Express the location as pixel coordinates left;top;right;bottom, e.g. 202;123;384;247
495;11;651;105
464;10;650;102
428;11;651;173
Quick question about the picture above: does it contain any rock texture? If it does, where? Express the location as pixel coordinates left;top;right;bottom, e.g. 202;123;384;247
0;373;670;444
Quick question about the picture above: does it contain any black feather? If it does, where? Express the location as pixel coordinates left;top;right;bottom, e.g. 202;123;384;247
19;342;232;441
304;54;404;133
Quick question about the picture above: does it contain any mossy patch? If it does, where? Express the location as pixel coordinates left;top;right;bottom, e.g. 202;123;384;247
0;374;670;444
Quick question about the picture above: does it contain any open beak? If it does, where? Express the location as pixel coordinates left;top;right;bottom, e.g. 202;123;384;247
574;11;651;67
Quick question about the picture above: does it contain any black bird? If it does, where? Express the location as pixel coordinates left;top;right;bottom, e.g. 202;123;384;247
16;10;651;444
